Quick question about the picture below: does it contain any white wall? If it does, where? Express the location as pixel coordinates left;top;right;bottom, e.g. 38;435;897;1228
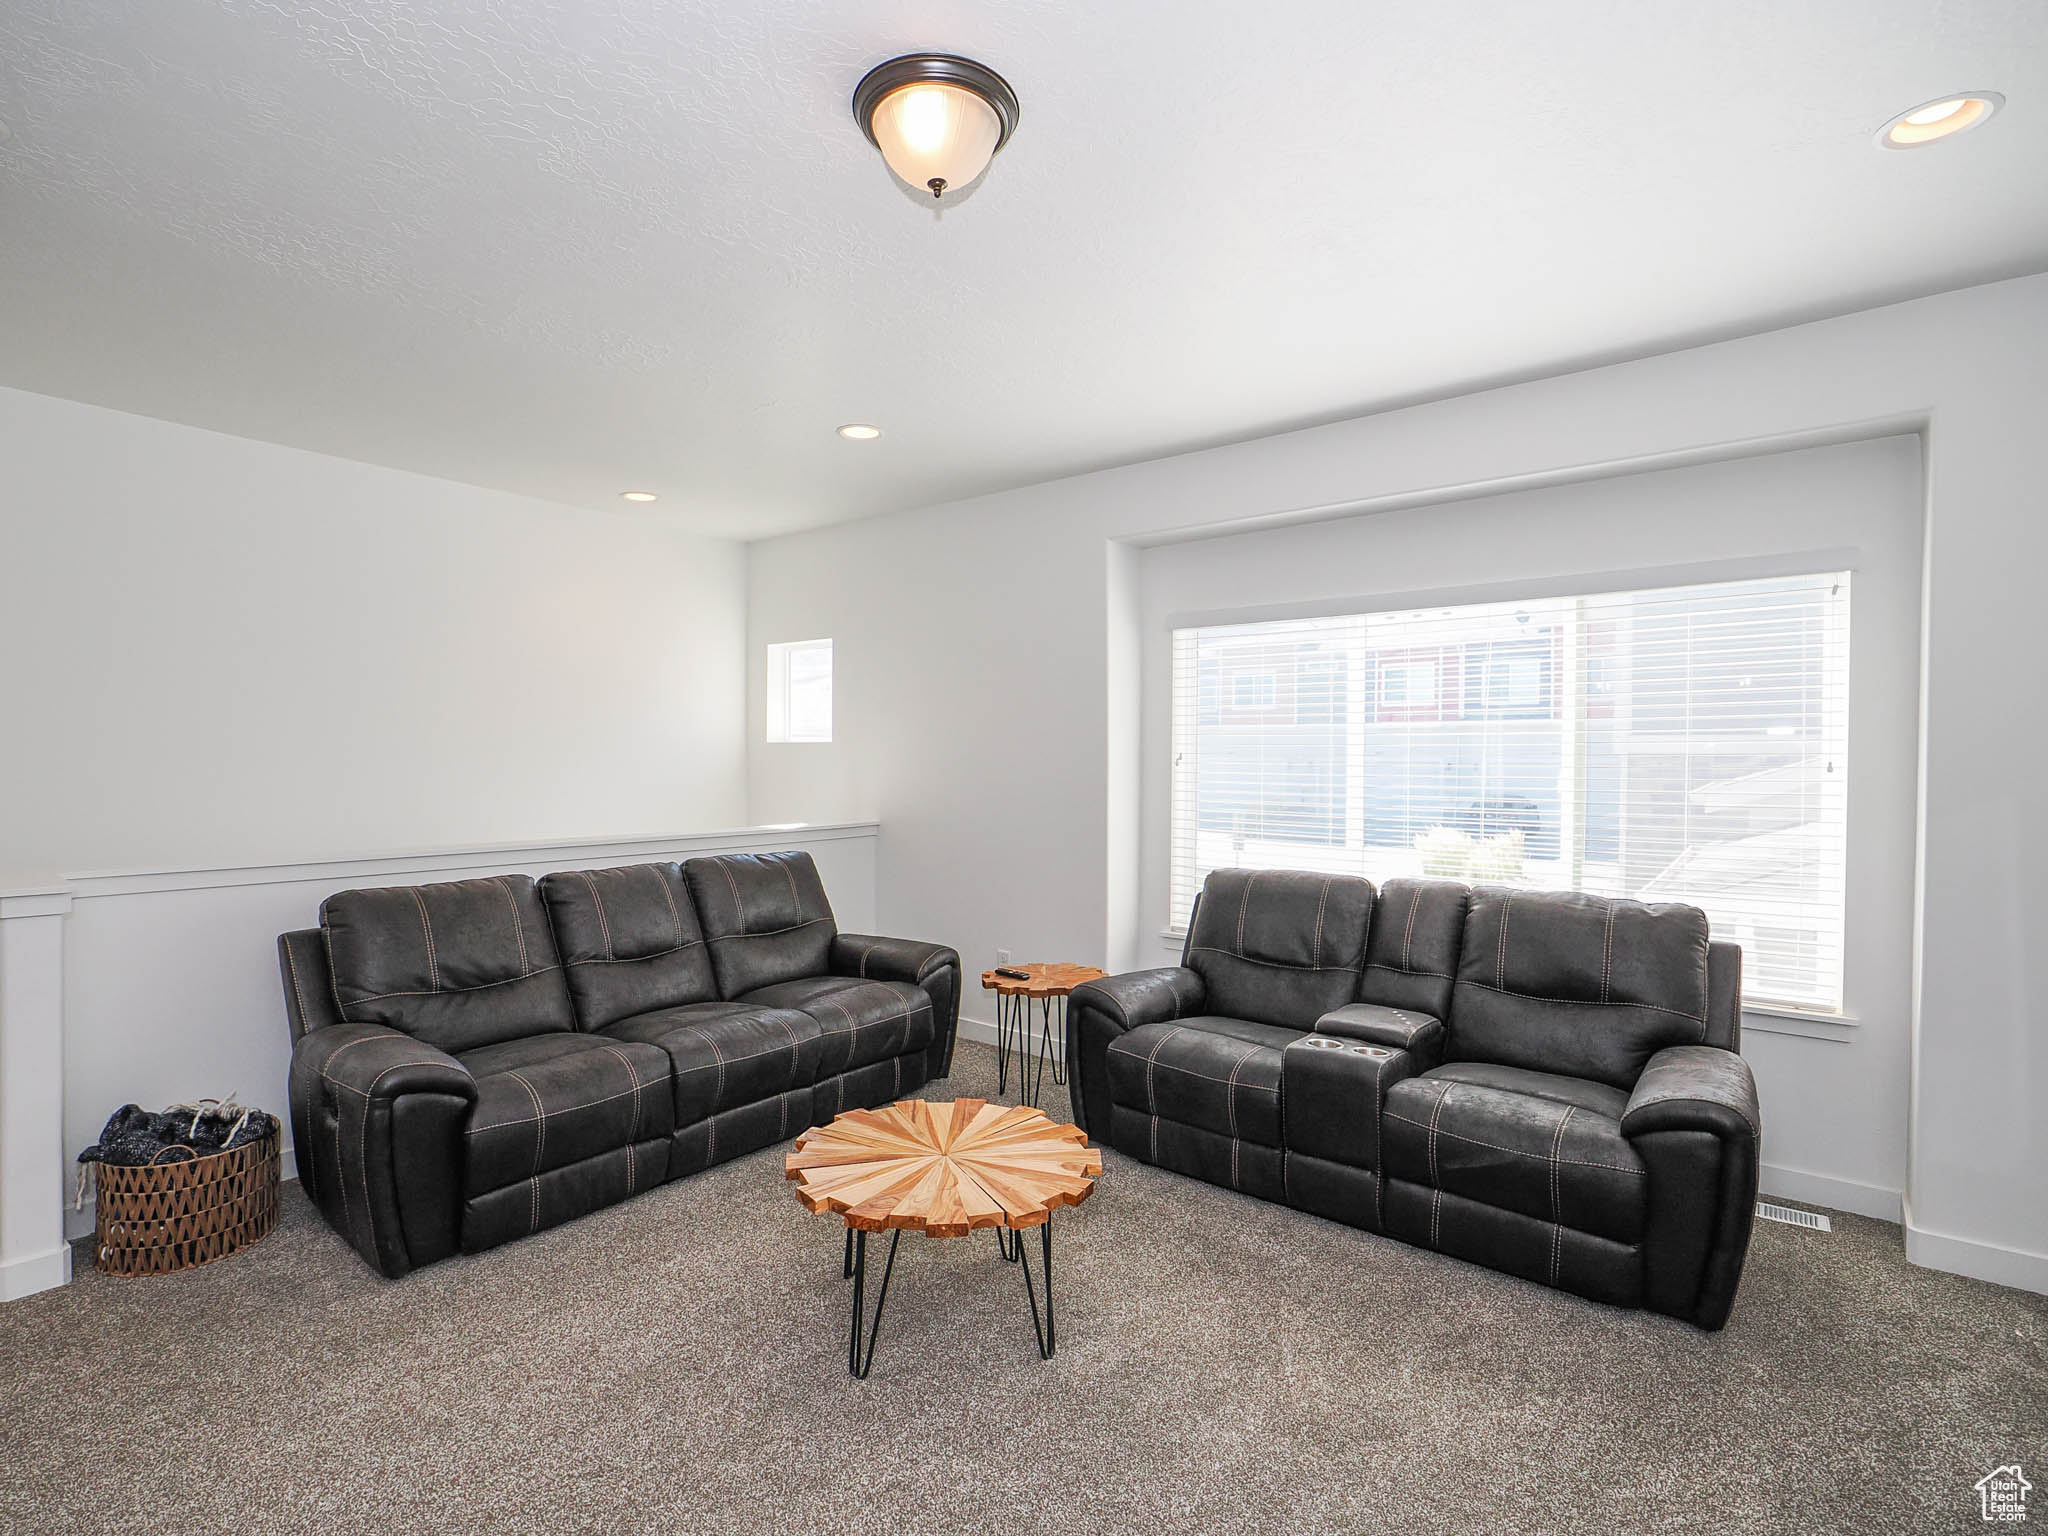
747;271;2048;1292
0;385;749;882
1136;437;1923;1214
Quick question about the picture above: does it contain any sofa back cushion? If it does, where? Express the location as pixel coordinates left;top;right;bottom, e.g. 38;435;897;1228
1448;888;1710;1089
1182;868;1375;1030
1358;878;1471;1019
322;875;574;1052
538;862;717;1030
682;850;838;998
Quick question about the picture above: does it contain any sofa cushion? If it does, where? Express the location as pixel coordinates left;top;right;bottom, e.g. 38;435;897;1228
683;851;839;997
1182;868;1375;1029
598;1000;821;1125
323;875;574;1052
539;862;718;1029
1104;1016;1297;1150
1448;888;1711;1089
458;1034;673;1199
740;976;932;1076
1381;1063;1645;1245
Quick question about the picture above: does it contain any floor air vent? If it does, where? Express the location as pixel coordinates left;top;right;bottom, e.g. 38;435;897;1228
1756;1201;1831;1231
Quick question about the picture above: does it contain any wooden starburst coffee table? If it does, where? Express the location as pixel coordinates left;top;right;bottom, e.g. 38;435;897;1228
786;1098;1102;1378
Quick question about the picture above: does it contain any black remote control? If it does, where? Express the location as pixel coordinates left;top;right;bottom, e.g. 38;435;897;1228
993;966;1031;980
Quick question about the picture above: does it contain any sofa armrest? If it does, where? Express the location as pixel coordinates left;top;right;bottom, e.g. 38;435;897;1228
1312;1003;1445;1069
1068;967;1205;1032
288;1023;477;1278
1623;1045;1760;1144
1622;1044;1761;1330
830;933;963;1079
1066;968;1205;1138
831;933;958;984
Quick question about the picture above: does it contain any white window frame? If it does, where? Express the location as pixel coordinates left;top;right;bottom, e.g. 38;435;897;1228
765;638;833;744
1167;572;1852;1014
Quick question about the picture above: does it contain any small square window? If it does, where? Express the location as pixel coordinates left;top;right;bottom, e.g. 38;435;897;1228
766;638;833;743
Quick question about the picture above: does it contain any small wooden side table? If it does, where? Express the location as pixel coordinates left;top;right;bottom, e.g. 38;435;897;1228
980;962;1105;1107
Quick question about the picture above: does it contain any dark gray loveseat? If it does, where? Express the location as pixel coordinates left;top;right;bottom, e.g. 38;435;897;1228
1069;868;1760;1329
278;850;959;1277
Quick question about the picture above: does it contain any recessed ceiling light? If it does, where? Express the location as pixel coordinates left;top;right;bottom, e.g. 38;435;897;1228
620;490;658;502
837;424;882;441
1878;92;2003;148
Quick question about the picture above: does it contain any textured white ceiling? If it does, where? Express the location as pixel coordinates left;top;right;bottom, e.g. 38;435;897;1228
2;1;2045;537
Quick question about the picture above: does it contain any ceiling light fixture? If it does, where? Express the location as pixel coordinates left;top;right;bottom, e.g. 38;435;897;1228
620;490;658;502
1878;91;2003;148
853;54;1019;201
837;424;882;441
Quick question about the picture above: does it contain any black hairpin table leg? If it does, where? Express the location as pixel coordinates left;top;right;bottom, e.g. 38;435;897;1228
1015;1215;1056;1358
846;1228;901;1379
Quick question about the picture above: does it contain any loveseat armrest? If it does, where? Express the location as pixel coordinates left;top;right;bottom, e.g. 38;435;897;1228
1069;967;1206;1031
1066;968;1205;1138
1622;1044;1761;1331
289;1022;477;1278
1312;1003;1445;1069
1622;1045;1760;1144
830;934;963;1079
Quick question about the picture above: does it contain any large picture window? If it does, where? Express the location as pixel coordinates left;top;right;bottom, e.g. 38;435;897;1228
1169;572;1851;1012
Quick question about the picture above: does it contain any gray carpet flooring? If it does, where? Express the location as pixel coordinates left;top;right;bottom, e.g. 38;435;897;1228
3;1041;2042;1535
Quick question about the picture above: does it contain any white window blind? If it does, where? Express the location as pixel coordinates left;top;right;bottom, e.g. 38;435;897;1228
1169;572;1851;1012
765;638;833;743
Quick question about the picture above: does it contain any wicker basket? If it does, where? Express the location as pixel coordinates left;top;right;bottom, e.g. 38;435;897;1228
93;1129;280;1277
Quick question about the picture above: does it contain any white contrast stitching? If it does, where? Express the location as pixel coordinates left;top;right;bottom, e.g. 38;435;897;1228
1310;878;1331;970
579;871;616;960
1381;1112;1643;1173
717;861;748;929
1549;1108;1574;1283
1402;886;1422;969
1187;946;1361;975
594;1044;645;1193
505;1070;546;1234
653;867;684;949
1141;1025;1188;1164
1600;905;1615;1004
1224;1043;1259;1190
1234;874;1254;956
499;877;530;978
1426;1080;1452;1249
710;916;834;942
283;940;313;1036
409;888;440;992
1458;979;1707;1024
339;966;564;1006
466;1079;653;1131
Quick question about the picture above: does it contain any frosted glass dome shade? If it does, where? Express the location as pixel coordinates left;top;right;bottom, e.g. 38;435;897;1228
871;83;1001;198
852;55;1019;202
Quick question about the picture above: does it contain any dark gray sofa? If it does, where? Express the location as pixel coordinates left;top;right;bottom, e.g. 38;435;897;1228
1069;868;1760;1329
278;850;959;1277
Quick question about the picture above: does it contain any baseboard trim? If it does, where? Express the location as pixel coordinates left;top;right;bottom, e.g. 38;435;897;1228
956;1014;998;1049
1758;1163;1902;1224
0;1242;73;1301
1903;1194;2048;1296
